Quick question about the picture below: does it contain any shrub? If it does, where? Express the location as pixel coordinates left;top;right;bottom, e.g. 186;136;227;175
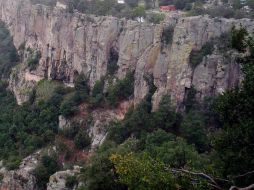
107;71;134;107
131;6;146;19
4;155;22;170
81;141;132;190
60;93;79;117
161;25;174;46
35;80;61;102
148;13;165;24
0;82;61;168
33;155;61;189
27;51;41;71
189;41;214;69
74;130;91;149
91;79;105;107
231;25;248;52
181;110;209;153
61;123;80;140
184;85;197;113
65;175;78;189
107;48;119;75
74;74;90;98
152;95;182;133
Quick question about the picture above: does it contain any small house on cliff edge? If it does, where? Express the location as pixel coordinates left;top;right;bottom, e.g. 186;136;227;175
160;5;176;11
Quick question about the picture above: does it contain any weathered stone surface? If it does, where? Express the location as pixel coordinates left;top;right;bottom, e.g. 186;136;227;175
0;0;254;108
47;166;81;190
192;52;241;101
59;115;71;130
0;151;40;190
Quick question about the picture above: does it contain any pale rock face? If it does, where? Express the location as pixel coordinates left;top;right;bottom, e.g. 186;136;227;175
0;151;41;190
59;115;71;130
8;64;42;105
0;0;254;108
89;100;132;150
47;166;81;190
193;52;241;100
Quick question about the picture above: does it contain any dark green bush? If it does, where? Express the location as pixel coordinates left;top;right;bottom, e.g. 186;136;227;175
65;175;78;189
60;75;90;117
107;48;119;75
91;79;105;107
148;13;165;24
4;155;22;170
60;93;79;117
33;155;61;190
181;110;209;153
0;80;65;167
107;71;134;107
27;51;41;71
184;85;197;112
74;130;91;149
231;25;248;52
74;74;90;98
61;124;80;140
189;41;214;69
161;25;174;46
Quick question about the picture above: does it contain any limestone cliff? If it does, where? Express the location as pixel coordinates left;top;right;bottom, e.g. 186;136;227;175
0;0;254;108
0;151;40;190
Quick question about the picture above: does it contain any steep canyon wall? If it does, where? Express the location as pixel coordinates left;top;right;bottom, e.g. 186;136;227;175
0;0;254;107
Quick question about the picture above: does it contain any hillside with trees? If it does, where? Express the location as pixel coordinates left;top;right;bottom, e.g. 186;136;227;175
0;1;254;189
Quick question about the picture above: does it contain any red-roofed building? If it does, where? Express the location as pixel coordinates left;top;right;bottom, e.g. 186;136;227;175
160;5;176;11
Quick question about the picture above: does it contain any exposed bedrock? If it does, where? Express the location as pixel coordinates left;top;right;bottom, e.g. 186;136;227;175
0;0;254;108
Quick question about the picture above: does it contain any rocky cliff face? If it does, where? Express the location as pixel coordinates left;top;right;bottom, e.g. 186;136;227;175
0;0;254;107
0;151;40;190
0;1;254;190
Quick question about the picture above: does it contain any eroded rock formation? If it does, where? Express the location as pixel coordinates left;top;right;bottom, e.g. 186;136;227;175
1;0;254;107
0;151;40;190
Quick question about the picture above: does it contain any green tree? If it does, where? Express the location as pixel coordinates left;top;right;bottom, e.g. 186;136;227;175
65;175;78;189
91;79;105;107
33;155;61;189
74;130;91;149
152;95;181;133
82;141;129;190
231;25;248;52
213;34;254;187
107;71;134;107
132;6;146;19
181;111;209;153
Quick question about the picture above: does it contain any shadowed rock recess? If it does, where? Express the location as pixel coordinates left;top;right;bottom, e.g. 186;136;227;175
1;0;254;108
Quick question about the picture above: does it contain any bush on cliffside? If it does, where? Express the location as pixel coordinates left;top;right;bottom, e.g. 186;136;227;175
33;155;61;190
161;25;174;47
74;130;91;149
91;79;105;107
107;71;135;107
27;51;41;71
189;41;214;69
107;48;119;75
